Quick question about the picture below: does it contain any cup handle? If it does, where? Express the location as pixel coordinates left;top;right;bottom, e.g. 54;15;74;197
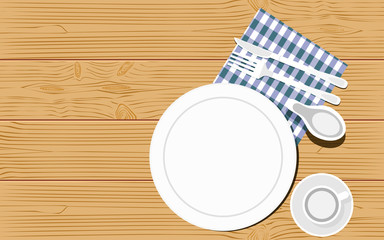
337;191;349;201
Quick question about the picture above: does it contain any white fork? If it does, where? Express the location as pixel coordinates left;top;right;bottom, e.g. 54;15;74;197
228;54;341;105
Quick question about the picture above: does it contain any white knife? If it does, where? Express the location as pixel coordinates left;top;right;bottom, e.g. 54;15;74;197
234;38;348;88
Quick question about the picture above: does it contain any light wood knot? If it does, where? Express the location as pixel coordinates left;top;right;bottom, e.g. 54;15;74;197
40;85;64;93
248;0;269;11
35;205;68;214
74;62;81;80
101;84;130;94
117;62;134;76
115;103;137;119
320;24;356;35
31;25;68;33
248;224;269;240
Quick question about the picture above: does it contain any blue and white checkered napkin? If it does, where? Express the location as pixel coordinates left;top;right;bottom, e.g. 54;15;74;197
214;9;347;144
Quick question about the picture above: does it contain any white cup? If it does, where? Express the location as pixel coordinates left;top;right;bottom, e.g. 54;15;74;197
303;186;349;225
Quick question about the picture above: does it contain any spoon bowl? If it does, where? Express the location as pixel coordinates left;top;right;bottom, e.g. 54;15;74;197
285;100;346;141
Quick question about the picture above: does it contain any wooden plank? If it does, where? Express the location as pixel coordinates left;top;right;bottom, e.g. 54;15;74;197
0;180;383;240
0;121;383;180
0;61;218;119
1;0;384;59
0;60;382;119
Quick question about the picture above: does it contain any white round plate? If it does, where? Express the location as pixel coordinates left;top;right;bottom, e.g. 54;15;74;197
291;173;353;237
150;83;297;231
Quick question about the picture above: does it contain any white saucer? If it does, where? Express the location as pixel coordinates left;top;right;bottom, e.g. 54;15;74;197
150;83;297;231
290;173;353;237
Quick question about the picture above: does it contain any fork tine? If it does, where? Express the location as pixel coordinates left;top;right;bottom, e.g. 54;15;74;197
231;53;253;62
227;61;255;76
230;53;251;62
229;54;255;69
228;60;253;71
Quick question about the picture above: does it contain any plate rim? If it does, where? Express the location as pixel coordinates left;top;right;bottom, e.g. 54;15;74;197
150;83;297;231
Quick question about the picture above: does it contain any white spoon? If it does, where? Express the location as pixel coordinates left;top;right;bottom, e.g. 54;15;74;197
285;99;346;141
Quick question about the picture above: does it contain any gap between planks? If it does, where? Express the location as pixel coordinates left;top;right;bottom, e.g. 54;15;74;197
0;179;383;182
0;119;382;121
0;59;384;61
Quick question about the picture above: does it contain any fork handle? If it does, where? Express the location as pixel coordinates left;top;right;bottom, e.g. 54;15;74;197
272;73;341;105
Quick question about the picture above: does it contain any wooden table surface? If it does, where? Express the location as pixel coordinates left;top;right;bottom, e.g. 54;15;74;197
0;0;383;239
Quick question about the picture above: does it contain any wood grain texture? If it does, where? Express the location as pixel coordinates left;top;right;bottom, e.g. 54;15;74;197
0;0;382;239
0;181;382;240
0;121;383;180
0;60;382;119
0;61;219;119
1;0;384;59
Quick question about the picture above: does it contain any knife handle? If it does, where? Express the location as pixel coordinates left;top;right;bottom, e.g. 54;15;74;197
318;72;348;89
270;53;348;89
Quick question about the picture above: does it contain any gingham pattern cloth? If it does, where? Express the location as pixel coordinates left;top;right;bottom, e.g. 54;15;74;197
214;9;347;145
